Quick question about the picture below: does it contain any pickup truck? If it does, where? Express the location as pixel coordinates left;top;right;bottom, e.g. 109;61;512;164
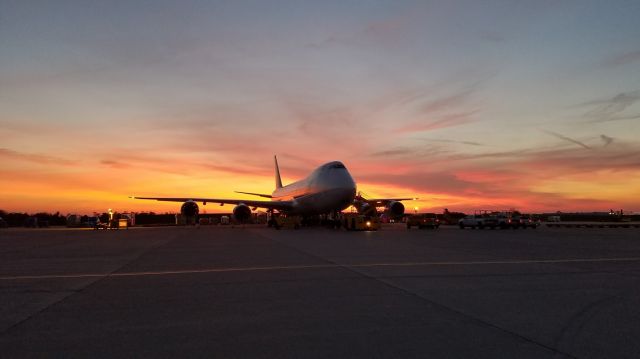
496;214;517;229
496;214;540;229
407;214;440;229
518;216;540;229
458;215;498;229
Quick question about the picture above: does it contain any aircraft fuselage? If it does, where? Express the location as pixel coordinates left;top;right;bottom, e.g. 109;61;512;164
272;161;356;215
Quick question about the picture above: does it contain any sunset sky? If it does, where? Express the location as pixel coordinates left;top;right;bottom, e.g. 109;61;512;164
2;0;640;214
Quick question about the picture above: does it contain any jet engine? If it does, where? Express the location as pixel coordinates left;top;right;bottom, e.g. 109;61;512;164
385;201;405;217
180;201;199;225
358;202;377;216
181;201;199;217
233;204;252;223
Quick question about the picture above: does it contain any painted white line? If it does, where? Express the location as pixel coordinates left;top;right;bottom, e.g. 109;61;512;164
2;257;640;281
352;257;640;267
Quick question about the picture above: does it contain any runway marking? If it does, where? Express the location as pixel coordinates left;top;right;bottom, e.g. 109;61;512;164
2;257;640;281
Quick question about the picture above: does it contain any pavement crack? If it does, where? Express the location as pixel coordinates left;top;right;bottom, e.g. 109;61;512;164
551;293;624;352
0;238;173;336
255;230;579;359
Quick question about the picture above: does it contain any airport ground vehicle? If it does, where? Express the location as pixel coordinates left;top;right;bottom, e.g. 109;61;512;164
518;216;540;228
496;214;525;229
407;214;440;229
94;219;124;230
118;218;129;229
343;213;379;231
496;213;539;229
495;214;511;229
94;221;109;230
458;215;498;229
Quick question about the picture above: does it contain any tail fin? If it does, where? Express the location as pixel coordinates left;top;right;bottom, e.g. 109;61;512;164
274;155;283;189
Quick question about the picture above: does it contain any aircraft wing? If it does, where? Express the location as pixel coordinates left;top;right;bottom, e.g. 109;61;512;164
365;198;417;205
131;196;293;211
358;197;417;206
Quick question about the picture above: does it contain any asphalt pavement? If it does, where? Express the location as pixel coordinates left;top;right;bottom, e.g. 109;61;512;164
1;225;639;358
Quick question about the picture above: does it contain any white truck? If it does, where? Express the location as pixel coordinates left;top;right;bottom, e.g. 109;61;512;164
458;215;498;229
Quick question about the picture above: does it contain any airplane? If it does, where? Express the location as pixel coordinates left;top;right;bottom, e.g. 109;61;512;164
132;156;414;223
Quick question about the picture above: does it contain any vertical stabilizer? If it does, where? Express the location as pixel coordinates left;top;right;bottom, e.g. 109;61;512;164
274;155;283;189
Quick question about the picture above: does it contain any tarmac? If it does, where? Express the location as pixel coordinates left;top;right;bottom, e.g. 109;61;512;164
1;224;640;358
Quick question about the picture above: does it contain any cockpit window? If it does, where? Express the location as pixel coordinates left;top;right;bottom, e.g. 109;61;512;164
331;163;345;169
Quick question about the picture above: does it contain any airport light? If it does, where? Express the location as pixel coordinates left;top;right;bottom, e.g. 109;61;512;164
414;206;419;214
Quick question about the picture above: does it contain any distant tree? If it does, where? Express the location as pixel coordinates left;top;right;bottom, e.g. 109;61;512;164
99;213;109;223
5;212;29;227
442;208;466;224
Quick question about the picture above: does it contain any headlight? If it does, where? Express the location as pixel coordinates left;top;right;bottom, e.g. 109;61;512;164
366;221;371;227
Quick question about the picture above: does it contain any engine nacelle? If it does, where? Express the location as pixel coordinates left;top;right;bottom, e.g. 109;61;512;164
386;201;405;217
358;202;377;216
233;204;252;223
181;201;199;217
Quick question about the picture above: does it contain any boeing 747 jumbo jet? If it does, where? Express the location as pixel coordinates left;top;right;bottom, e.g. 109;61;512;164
133;156;413;223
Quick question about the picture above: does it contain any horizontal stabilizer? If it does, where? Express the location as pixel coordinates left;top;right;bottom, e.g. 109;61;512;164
356;193;418;205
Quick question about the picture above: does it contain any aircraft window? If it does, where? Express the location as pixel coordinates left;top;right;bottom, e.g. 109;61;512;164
331;163;345;169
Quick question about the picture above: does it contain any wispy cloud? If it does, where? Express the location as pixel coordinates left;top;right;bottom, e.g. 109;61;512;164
369;144;451;159
394;110;479;134
603;50;640;67
370;148;414;157
420;89;476;114
0;148;76;165
447;149;534;161
304;4;423;49
422;138;485;147
542;130;591;149
389;77;489;135
100;160;130;169
580;90;640;123
600;134;614;147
